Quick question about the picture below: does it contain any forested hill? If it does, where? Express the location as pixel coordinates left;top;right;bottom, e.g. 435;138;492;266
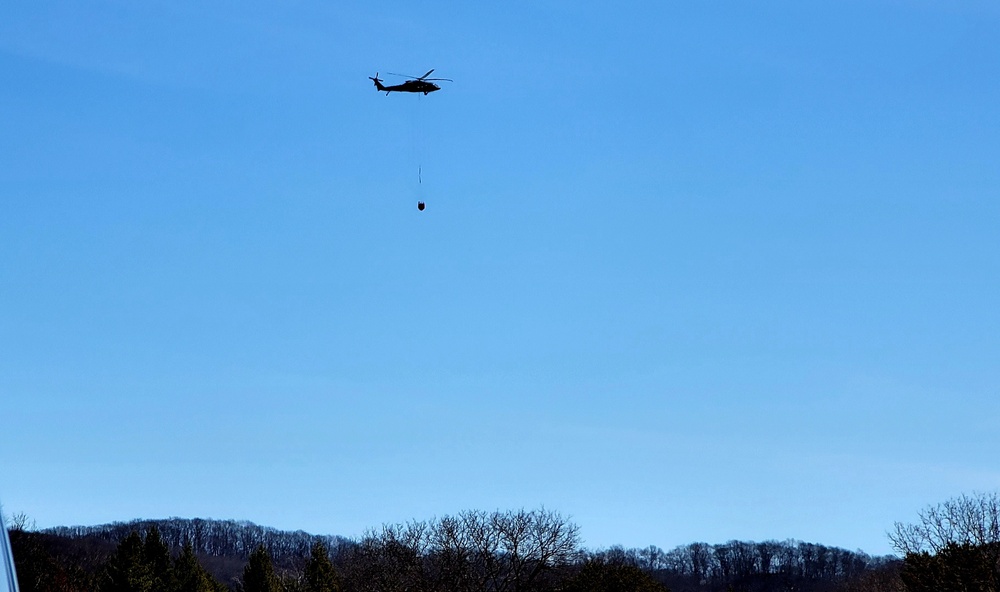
17;494;999;591
32;515;899;592
44;517;353;564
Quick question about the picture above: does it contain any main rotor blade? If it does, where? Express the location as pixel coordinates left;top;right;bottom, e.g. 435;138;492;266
383;70;450;82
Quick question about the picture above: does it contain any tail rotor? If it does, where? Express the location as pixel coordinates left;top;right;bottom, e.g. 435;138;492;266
369;73;387;93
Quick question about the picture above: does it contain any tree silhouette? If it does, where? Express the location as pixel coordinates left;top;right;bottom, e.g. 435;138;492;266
101;531;154;592
303;542;341;592
173;540;225;592
890;492;1000;556
891;492;1000;592
142;526;173;592
242;545;281;592
900;542;999;592
563;558;669;592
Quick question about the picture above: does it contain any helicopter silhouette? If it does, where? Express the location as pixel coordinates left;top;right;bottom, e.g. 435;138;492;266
369;69;452;95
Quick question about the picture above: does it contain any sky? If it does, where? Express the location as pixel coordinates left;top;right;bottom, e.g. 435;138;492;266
2;1;999;558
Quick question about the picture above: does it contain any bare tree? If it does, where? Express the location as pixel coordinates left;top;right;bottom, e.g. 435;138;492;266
637;545;667;572
426;514;475;592
889;491;1000;555
343;508;580;592
346;521;430;592
5;512;35;532
492;508;580;592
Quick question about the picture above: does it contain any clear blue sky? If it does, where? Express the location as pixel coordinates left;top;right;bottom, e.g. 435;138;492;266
2;1;999;557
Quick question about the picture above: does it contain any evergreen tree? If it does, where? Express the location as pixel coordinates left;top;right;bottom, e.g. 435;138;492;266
563;558;670;592
243;545;282;592
9;530;68;592
173;541;224;592
900;542;999;592
101;531;154;592
303;542;341;592
143;526;174;592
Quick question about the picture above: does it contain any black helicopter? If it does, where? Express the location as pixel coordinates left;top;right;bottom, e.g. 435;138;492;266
369;69;452;95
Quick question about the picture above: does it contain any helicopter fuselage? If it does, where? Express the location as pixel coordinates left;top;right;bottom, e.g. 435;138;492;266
370;73;443;96
381;80;440;94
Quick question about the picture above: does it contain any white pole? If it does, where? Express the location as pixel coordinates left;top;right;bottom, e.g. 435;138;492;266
0;504;19;592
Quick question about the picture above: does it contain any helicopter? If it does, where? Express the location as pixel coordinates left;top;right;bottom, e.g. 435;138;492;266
369;69;452;95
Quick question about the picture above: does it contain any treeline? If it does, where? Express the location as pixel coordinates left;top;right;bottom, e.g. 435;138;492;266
45;518;352;568
588;541;896;592
10;508;898;592
10;525;339;592
40;514;895;586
